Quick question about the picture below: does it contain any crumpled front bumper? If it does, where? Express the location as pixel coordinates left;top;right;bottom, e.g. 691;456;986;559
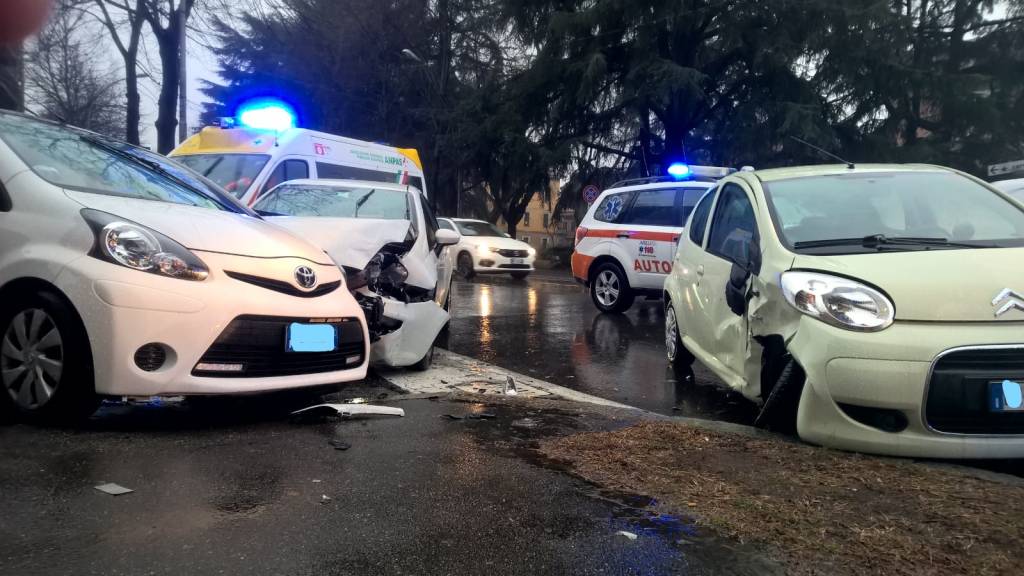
359;291;450;367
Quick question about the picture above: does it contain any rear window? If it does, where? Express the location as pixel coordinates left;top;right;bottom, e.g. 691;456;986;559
593;192;633;223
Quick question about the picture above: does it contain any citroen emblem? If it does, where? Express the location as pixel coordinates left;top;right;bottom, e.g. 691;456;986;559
295;266;317;289
992;288;1024;318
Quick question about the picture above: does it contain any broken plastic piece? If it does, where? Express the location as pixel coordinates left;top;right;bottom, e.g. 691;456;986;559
443;414;465;420
328;439;351;451
504;375;518;396
616;530;638;541
467;413;497;420
95;483;133;496
291;403;405;419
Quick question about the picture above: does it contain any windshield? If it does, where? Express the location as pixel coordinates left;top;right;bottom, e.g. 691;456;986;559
174;153;270;198
456;221;506;237
254;184;411;219
763;171;1024;253
0;112;247;213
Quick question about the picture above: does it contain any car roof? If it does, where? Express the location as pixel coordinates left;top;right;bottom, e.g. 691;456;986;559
604;180;716;193
750;163;952;183
271;178;415;192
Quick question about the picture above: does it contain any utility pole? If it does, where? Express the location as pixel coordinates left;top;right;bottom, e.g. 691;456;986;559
177;1;187;142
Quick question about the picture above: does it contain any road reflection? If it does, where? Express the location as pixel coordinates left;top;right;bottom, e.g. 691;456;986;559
447;274;758;422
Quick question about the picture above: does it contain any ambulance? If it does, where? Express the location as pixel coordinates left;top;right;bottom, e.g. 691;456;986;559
572;165;734;313
169;102;428;205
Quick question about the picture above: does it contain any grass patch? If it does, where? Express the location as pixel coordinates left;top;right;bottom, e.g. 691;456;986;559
540;421;1024;576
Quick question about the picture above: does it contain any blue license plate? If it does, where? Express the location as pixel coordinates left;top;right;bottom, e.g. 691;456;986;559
286;323;337;353
989;379;1024;412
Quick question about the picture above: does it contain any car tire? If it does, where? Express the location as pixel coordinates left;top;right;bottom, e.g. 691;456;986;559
590;262;634;313
665;303;694;371
510;271;530;280
0;290;98;423
754;359;805;434
410;344;434;372
457;252;475;279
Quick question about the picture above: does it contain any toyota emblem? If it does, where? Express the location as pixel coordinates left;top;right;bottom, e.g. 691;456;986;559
295;266;317;289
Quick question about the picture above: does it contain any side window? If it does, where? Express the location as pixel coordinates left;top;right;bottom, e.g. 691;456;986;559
621;189;678;226
419;194;439;248
593;192;633;223
707;184;758;265
679;188;707;226
524;212;530;226
688;189;717;246
261;159;308;196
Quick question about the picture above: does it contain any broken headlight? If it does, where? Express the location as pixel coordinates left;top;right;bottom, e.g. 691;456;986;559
356;251;410;300
780;271;894;332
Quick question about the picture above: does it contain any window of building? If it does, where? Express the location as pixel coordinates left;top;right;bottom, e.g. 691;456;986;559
543;213;550;228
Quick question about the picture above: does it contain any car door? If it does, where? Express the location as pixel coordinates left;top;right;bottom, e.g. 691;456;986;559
613;188;682;289
419;196;453;308
672;186;718;360
698;182;760;386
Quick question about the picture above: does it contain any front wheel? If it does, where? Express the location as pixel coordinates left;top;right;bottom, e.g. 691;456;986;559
410;344;435;372
590;262;634;313
665;303;694;371
0;290;97;423
457;252;475;279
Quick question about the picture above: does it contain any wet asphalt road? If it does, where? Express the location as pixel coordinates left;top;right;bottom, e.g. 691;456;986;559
0;391;778;576
445;269;758;423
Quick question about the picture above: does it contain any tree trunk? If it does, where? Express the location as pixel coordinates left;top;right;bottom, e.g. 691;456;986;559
154;34;180;153
0;44;23;111
125;59;141;144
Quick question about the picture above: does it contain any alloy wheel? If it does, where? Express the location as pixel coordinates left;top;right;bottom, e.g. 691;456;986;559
594;270;620;307
1;308;64;410
665;307;679;361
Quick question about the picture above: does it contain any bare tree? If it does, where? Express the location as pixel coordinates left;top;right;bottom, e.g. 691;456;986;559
84;0;148;144
142;0;195;153
24;3;126;137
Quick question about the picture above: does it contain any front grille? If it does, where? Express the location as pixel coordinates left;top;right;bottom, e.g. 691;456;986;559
926;347;1024;434
193;315;365;378
498;264;531;270
225;271;341;298
497;249;528;258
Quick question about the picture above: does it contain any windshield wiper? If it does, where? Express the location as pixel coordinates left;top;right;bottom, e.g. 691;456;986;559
353;189;377;217
794;234;994;250
78;134;238;212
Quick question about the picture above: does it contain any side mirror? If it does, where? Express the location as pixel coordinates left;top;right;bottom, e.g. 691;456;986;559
436;228;460;246
0;182;10;212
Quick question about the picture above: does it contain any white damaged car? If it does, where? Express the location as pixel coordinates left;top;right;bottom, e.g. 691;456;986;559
254;180;458;370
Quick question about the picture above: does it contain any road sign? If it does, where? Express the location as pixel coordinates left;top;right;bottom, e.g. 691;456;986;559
988;159;1024;177
582;185;601;204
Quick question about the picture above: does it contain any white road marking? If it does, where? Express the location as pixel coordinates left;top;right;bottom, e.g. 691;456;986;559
379;349;638;410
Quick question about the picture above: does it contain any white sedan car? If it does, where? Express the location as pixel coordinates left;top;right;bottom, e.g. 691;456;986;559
437;218;536;279
0;111;369;422
255;180;458;370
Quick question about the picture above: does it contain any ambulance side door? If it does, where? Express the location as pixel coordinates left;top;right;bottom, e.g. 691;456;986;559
245;156;311;206
615;188;682;290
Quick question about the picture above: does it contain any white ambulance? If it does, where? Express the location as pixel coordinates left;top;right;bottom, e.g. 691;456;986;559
169;104;428;206
572;166;733;313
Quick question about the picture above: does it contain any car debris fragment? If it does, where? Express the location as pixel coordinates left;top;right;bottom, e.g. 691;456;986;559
94;483;133;496
504;376;518;396
291;403;405;420
615;530;638;541
328;439;352;451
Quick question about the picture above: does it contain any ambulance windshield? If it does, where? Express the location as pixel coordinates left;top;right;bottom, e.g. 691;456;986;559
174;153;270;198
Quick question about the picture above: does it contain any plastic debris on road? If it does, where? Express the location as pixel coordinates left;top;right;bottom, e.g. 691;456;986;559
291;403;405;420
94;483;134;496
504;375;518;396
328;438;351;451
615;531;638;541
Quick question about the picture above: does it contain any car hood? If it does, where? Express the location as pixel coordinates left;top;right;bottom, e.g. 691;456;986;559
791;247;1024;322
459;235;531;251
65;191;332;264
265;216;411;270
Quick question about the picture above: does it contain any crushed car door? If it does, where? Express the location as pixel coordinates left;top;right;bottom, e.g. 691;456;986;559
699;182;761;388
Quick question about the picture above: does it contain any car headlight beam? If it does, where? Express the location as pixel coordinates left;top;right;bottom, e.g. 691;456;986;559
781;271;894;331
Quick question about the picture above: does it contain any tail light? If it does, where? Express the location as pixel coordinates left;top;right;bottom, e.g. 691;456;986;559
575;226;589;246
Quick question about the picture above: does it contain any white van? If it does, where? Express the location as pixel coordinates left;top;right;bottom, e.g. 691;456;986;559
170;119;427;207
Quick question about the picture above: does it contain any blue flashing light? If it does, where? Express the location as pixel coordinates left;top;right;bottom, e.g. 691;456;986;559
667;163;691;179
237;101;296;132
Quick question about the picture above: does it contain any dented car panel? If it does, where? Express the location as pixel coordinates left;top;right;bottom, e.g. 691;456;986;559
667;164;1024;458
257;180;451;368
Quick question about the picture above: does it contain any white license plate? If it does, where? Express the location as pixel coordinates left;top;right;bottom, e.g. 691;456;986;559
511;258;524;264
989;379;1024;412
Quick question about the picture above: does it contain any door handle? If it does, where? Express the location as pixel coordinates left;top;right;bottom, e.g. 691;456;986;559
672;235;680;243
696;265;704;277
616;233;631;239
